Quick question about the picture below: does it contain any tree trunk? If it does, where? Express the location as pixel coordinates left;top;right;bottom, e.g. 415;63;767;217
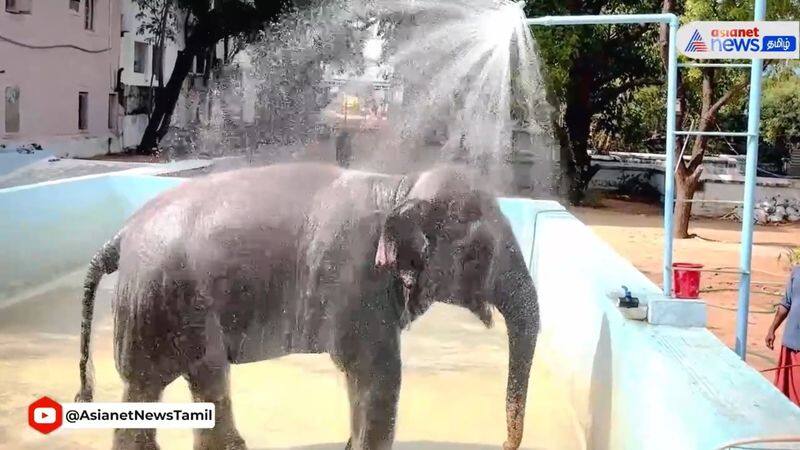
673;170;700;238
673;68;715;238
138;48;196;153
563;58;597;203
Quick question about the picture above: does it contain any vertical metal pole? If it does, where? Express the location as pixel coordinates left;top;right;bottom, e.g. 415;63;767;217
662;17;679;297
735;0;767;360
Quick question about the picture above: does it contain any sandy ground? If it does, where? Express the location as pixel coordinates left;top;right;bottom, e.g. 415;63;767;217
0;273;570;450
573;198;800;376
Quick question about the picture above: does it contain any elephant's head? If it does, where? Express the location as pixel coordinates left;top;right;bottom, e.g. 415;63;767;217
375;166;539;450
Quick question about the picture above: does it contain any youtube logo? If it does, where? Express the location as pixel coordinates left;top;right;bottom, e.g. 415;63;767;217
28;396;63;434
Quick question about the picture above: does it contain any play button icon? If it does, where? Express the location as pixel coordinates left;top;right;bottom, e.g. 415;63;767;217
34;407;57;424
28;396;63;434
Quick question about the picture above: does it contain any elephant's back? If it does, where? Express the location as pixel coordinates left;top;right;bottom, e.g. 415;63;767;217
125;162;342;234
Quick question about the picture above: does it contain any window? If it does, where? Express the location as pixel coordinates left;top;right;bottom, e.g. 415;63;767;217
133;42;148;74
78;92;88;131
4;86;20;133
5;0;32;14
69;0;79;12
83;0;93;30
108;94;117;130
152;46;163;80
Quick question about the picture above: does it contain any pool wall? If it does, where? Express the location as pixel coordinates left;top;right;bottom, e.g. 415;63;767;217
1;173;799;449
0;174;184;302
509;199;800;449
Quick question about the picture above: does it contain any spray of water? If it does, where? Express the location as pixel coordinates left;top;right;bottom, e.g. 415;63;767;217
178;0;559;195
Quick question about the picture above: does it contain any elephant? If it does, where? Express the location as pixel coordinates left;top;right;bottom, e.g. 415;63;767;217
75;162;539;450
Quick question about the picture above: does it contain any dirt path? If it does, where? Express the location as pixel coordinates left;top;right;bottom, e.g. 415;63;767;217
573;199;800;375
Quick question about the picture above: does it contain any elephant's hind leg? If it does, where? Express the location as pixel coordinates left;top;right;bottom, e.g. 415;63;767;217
184;313;246;450
185;360;245;450
112;376;174;450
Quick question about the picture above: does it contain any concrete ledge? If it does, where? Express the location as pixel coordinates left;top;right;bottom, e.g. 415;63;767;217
514;200;800;449
647;297;707;327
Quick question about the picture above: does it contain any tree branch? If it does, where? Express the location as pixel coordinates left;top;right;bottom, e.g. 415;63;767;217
591;77;660;110
708;79;746;117
689;163;704;186
688;148;705;173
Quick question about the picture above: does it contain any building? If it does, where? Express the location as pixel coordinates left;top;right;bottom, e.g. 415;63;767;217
119;0;183;149
119;0;230;151
0;0;122;157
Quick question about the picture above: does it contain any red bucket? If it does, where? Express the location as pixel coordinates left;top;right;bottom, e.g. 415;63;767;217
672;262;703;299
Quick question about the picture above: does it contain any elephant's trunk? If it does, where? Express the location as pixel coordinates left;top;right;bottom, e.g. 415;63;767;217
494;255;539;450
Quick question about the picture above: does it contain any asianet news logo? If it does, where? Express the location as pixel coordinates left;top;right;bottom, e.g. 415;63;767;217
678;21;799;59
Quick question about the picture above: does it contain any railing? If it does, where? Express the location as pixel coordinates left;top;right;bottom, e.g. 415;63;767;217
526;7;768;360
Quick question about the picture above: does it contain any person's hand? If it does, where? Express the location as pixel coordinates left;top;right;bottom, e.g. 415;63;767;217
766;329;776;350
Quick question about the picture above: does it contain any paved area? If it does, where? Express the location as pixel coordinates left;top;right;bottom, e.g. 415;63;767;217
0;158;214;189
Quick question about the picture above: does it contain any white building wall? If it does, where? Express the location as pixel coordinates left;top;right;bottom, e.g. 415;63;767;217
119;0;182;88
118;0;181;150
118;1;229;149
0;0;122;157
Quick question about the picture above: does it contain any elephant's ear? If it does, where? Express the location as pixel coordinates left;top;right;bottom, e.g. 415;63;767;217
374;199;433;271
459;222;497;327
375;199;435;326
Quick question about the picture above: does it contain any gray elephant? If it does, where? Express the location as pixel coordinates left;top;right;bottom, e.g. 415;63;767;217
75;162;539;450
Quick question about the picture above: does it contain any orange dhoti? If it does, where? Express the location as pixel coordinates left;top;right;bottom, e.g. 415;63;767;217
774;345;800;406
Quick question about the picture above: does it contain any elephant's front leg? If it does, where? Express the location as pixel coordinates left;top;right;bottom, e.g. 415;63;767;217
343;336;401;450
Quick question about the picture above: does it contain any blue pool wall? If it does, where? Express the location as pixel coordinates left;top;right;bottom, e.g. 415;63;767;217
0;174;184;300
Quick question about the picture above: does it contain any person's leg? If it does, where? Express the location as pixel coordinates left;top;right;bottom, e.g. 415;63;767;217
786;347;800;406
774;346;800;406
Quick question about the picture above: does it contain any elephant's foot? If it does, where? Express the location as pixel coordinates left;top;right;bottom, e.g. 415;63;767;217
113;376;171;450
194;429;246;450
112;429;159;450
185;351;245;450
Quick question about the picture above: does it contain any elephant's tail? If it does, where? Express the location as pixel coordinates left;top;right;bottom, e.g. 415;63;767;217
75;233;122;403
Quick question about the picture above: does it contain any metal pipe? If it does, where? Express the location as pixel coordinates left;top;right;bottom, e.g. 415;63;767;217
735;0;767;360
678;62;752;68
525;13;676;26
662;17;680;297
525;12;680;296
715;435;800;450
675;130;751;137
674;199;744;204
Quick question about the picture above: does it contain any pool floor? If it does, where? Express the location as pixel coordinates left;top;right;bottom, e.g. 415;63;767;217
0;274;578;450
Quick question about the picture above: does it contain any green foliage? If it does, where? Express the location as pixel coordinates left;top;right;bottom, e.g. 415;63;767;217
597;0;800;156
523;0;663;162
134;0;300;50
134;0;178;44
762;64;800;154
525;0;662;105
615;85;666;152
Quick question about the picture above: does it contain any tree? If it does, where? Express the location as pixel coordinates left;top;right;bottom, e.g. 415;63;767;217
134;0;305;153
525;0;663;203
659;0;799;238
134;0;178;115
760;63;800;168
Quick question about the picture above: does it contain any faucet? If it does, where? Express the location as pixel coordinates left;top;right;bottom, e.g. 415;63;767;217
618;285;640;308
